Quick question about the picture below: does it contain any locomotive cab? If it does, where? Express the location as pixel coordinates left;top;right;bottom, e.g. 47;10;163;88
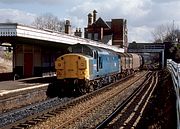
55;54;90;80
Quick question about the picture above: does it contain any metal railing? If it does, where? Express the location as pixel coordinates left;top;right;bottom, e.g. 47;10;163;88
167;59;180;129
144;44;165;49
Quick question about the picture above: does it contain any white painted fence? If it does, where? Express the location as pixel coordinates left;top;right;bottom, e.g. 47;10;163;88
167;59;180;129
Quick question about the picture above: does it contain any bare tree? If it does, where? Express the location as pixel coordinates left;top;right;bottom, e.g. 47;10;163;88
152;22;180;62
175;45;180;62
152;22;179;43
169;43;180;63
32;13;65;32
152;24;167;43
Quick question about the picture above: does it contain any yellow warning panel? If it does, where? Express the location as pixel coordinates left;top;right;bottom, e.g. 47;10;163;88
55;54;89;80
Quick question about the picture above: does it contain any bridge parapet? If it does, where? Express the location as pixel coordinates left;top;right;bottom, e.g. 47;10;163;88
144;44;165;49
167;59;180;129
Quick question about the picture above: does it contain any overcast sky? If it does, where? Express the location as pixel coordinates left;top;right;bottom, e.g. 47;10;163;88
0;0;180;43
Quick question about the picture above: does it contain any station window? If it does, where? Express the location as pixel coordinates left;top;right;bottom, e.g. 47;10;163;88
88;33;92;39
94;33;98;41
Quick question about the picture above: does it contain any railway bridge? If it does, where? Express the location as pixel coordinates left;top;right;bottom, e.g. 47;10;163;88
128;42;165;68
0;23;124;78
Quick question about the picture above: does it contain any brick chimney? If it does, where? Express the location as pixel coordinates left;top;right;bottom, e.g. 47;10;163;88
93;10;97;23
88;13;93;26
74;28;82;37
65;20;71;34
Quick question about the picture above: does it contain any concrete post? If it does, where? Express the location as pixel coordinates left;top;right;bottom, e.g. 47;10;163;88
161;51;164;68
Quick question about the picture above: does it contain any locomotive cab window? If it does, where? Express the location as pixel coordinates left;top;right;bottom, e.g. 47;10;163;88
94;51;98;59
99;57;103;69
107;57;109;61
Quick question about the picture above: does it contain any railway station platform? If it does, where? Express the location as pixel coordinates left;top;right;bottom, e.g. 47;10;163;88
0;76;56;113
0;76;55;97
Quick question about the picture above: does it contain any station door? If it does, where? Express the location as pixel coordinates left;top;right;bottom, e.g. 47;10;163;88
24;53;33;77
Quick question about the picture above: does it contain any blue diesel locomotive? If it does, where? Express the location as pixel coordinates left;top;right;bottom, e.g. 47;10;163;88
55;43;142;95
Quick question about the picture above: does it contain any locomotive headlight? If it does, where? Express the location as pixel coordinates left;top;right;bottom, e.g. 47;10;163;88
81;70;85;75
58;63;61;67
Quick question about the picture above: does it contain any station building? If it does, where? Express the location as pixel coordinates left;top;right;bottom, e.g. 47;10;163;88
84;10;128;52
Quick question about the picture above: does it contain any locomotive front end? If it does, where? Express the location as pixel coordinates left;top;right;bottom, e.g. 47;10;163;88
55;54;89;80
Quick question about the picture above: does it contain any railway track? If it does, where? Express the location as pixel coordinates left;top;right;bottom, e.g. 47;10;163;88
0;97;73;129
96;71;158;129
31;71;148;129
0;71;150;129
53;72;150;129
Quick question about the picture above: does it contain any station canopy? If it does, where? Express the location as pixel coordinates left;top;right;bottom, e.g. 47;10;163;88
0;23;124;53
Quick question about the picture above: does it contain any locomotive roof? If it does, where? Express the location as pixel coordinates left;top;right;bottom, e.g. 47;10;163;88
68;43;117;56
87;44;116;54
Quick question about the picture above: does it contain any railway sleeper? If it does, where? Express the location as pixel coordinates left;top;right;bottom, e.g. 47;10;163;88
18;123;31;128
33;118;44;122
39;116;48;120
26;120;37;125
47;112;57;116
12;127;24;129
45;113;56;117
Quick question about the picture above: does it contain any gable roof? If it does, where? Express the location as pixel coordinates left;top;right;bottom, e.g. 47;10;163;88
92;17;111;29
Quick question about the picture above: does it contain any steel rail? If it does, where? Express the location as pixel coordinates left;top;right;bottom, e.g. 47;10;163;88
95;72;156;129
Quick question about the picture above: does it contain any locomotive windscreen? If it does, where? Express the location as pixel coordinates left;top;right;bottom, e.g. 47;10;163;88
68;44;93;57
